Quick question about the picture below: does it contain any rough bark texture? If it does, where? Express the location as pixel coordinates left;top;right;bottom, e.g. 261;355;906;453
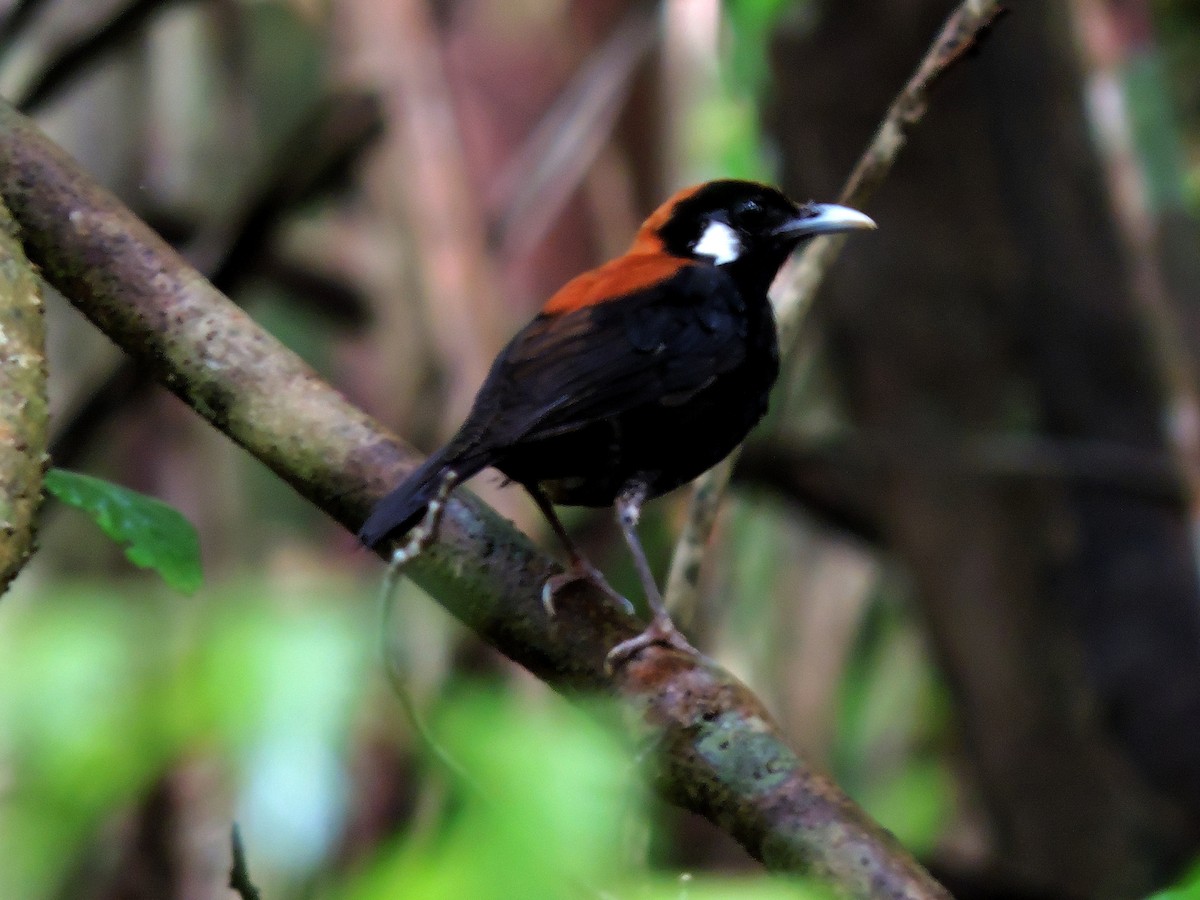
0;100;949;900
771;1;1200;895
0;196;47;594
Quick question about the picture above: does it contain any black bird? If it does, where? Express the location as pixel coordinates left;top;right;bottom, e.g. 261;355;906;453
360;179;875;664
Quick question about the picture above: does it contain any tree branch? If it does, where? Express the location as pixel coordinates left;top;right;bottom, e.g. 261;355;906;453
735;440;884;544
228;824;261;900
663;0;1008;620
0;194;46;594
485;1;659;261
16;0;186;114
0;0;51;53
0;99;947;899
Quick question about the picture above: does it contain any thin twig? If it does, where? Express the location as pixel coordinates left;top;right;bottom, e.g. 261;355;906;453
733;431;1185;544
378;565;479;792
1067;0;1200;526
663;0;1008;621
228;824;261;900
16;0;185;113
662;451;737;624
345;0;503;426
0;98;949;899
0;0;51;54
734;440;883;543
485;1;659;261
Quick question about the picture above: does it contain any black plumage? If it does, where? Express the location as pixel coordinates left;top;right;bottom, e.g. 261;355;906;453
359;180;874;664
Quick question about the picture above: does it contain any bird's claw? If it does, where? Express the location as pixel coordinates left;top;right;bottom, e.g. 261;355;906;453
605;613;697;674
541;561;634;617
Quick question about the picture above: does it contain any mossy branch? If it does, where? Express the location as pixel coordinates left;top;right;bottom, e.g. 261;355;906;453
0;101;947;900
0;194;47;594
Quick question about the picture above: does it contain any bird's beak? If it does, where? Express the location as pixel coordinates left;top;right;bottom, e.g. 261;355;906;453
774;203;876;238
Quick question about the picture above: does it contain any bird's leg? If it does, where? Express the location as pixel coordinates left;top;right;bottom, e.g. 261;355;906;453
606;480;698;671
526;484;633;616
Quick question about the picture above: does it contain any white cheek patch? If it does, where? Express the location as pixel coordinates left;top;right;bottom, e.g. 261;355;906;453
693;220;742;265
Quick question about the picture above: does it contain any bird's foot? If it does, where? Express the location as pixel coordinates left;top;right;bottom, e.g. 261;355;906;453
605;613;697;674
541;560;635;617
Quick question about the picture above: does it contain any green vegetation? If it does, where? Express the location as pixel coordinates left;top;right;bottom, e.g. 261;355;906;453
43;469;203;594
0;578;847;898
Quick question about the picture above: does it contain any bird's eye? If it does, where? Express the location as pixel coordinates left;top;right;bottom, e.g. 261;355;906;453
735;199;765;226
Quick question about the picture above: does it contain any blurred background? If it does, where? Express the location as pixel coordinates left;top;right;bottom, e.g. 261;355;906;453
3;0;1200;897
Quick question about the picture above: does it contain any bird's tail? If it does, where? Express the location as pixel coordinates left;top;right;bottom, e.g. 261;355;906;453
358;446;490;550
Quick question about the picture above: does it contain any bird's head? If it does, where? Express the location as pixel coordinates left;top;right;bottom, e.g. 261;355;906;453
633;180;875;283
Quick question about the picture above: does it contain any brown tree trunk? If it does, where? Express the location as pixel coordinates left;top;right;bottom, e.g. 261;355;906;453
768;2;1200;896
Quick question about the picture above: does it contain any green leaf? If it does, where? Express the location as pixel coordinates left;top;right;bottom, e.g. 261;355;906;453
1151;858;1200;900
44;469;202;594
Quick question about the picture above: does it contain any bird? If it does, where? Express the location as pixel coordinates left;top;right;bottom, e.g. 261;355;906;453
360;179;875;666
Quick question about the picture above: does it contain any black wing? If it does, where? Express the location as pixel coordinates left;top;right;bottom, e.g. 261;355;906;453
452;264;750;453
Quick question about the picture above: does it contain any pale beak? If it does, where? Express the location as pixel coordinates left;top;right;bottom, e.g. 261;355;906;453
774;203;876;238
